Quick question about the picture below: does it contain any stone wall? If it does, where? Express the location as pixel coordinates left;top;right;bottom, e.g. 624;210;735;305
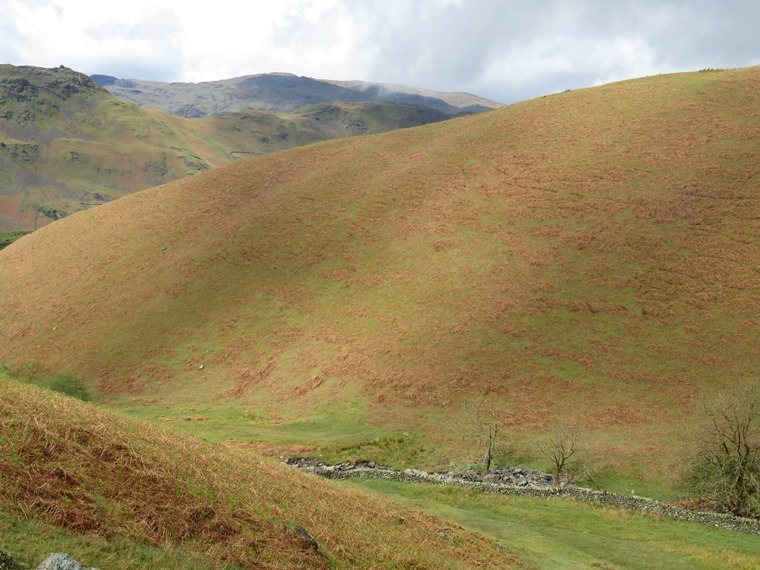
287;459;760;535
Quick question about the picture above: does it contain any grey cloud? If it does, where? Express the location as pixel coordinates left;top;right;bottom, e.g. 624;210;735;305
4;0;757;103
344;0;760;103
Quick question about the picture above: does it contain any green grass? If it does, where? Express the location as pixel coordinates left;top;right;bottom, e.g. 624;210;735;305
109;397;434;468
347;479;760;570
0;365;89;402
0;232;27;250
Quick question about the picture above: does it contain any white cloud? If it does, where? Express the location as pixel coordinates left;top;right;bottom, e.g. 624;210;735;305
179;0;373;82
0;0;758;102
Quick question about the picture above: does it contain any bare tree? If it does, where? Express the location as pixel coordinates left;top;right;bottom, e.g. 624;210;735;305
461;393;504;472
684;381;760;517
538;421;582;487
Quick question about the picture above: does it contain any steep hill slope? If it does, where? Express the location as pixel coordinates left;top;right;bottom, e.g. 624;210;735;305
0;65;449;231
93;72;502;117
0;67;758;478
0;375;513;568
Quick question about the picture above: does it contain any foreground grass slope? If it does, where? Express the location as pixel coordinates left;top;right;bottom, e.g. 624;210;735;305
351;479;760;570
0;65;450;231
3;380;759;570
0;67;758;484
0;376;514;569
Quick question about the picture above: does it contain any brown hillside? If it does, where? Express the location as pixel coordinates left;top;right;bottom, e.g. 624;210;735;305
0;67;759;469
0;376;514;568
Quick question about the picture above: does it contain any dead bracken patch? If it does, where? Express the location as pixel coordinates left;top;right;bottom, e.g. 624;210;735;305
0;378;516;568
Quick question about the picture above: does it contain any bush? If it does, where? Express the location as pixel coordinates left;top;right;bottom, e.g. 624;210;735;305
43;372;90;402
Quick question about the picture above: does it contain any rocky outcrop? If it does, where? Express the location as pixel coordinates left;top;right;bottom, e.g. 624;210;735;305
286;458;760;535
286;524;319;551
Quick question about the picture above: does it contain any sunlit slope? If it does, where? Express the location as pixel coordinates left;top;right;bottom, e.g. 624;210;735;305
0;376;513;569
1;67;758;454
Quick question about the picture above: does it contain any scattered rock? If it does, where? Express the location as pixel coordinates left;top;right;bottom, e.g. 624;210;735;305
286;524;318;551
0;549;29;570
287;458;561;488
35;554;98;570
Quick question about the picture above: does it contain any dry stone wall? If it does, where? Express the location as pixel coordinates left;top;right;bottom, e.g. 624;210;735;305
286;459;760;535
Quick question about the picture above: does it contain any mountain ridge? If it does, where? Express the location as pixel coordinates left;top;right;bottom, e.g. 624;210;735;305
91;72;502;117
0;64;454;231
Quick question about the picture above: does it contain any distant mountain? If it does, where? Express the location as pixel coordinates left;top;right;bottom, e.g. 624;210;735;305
91;72;503;118
0;65;451;231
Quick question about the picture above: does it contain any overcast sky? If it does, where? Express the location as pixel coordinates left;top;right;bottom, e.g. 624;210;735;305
1;0;758;104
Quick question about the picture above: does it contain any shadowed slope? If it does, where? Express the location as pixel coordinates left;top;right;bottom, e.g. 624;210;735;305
0;376;514;568
0;67;758;470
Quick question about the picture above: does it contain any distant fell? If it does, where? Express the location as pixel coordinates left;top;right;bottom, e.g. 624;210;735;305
92;72;503;117
0;65;451;231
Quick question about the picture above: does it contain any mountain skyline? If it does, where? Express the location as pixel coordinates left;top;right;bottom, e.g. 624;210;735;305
1;0;758;104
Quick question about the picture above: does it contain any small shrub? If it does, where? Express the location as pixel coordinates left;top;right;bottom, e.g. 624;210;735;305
44;373;90;401
0;362;46;383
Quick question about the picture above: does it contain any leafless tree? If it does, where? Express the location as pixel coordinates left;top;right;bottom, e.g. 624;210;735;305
684;381;760;517
538;421;582;487
461;393;504;472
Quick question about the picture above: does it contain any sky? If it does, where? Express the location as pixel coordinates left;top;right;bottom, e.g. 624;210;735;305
1;0;758;104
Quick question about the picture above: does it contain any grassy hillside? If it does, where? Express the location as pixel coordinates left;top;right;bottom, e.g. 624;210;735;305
0;375;515;568
2;376;759;569
0;231;28;250
0;67;758;489
325;79;502;114
0;65;450;231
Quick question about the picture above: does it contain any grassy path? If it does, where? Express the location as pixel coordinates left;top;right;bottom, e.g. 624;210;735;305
345;478;760;570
